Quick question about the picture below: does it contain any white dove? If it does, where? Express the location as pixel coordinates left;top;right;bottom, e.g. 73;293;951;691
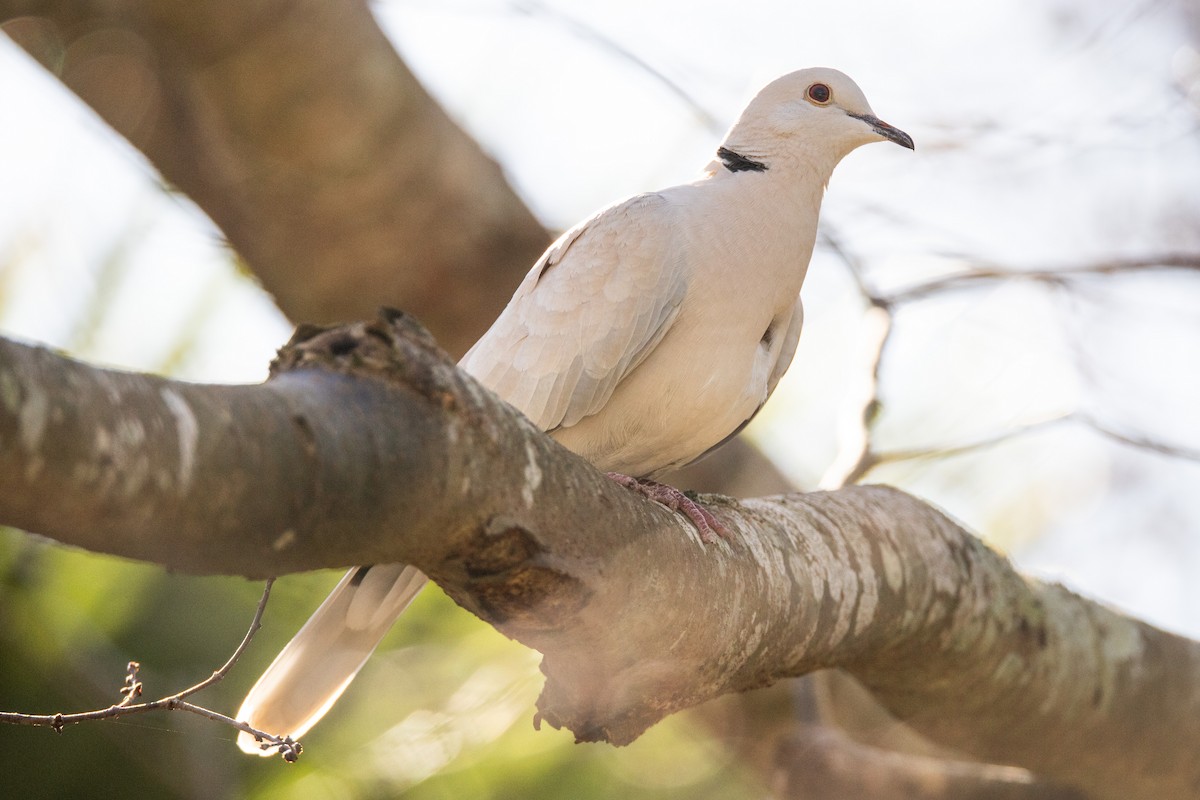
236;67;913;754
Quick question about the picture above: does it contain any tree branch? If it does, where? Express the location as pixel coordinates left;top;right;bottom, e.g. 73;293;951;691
885;253;1200;305
1078;412;1200;462
1;313;1198;799
821;242;1200;494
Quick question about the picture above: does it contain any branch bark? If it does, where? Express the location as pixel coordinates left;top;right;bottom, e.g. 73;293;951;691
0;0;549;355
2;314;1198;800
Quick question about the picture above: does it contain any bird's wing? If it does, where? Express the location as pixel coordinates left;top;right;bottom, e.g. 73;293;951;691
235;564;428;754
461;192;688;431
687;296;804;466
765;296;804;401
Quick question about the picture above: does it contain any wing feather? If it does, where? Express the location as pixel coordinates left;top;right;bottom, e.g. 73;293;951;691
766;297;804;400
461;192;688;432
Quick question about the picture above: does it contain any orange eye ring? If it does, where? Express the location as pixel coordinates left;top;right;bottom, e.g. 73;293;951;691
806;83;832;105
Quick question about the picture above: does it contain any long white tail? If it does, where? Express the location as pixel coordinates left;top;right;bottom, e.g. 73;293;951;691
236;563;428;754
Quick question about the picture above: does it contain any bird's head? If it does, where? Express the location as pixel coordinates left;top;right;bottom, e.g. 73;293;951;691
719;68;913;175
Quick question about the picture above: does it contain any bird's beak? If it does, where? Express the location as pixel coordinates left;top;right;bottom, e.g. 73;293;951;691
849;112;915;150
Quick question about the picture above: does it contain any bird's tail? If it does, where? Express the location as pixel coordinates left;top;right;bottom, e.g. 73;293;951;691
235;563;428;755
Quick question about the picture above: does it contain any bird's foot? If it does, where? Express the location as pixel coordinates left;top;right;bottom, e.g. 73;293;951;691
605;473;731;544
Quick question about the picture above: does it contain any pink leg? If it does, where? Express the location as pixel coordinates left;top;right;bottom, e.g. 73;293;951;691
605;473;732;544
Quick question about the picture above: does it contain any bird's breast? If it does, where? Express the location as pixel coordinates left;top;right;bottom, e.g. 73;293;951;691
550;298;780;477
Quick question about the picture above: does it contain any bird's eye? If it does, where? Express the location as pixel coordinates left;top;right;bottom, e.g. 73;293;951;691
806;83;832;105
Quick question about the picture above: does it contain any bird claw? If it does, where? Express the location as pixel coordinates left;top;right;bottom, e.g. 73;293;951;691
605;473;732;544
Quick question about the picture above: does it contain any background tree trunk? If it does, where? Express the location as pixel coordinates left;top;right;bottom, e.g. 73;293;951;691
1;0;548;357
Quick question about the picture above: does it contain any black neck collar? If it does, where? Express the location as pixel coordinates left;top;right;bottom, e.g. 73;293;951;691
717;146;768;173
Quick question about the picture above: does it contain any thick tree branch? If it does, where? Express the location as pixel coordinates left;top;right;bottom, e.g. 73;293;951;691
0;0;549;355
2;314;1198;799
0;311;677;576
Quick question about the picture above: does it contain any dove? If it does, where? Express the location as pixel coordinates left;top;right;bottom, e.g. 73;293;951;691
236;67;913;754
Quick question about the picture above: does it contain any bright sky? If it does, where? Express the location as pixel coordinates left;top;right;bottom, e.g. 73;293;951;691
1;0;1199;634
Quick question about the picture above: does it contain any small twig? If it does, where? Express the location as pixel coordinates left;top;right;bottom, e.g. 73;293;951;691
818;249;1200;489
817;230;895;490
818;228;890;309
869;415;1073;469
1079;413;1200;463
116;660;142;708
174;576;273;701
820;306;893;490
0;578;302;762
885;253;1200;305
852;412;1200;479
